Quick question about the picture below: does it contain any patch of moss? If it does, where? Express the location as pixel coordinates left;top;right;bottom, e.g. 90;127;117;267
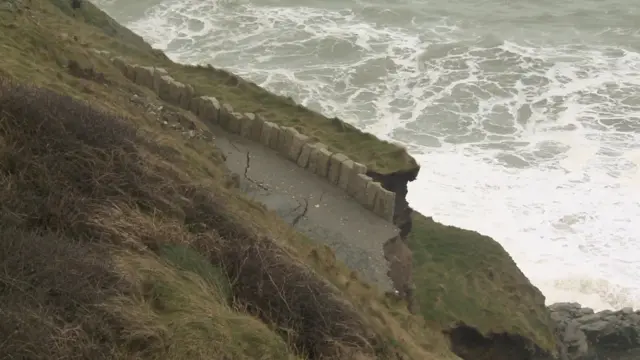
408;213;556;353
158;243;231;299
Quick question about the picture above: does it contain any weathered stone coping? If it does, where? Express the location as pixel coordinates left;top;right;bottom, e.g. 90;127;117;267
111;57;396;222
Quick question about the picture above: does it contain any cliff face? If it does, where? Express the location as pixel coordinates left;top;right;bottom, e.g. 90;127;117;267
369;162;559;359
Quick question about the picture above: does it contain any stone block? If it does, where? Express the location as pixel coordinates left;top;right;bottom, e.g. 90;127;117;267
111;56;127;74
189;96;202;116
179;84;194;110
352;173;372;205
268;125;282;150
219;103;234;130
123;62;136;81
168;81;187;106
157;75;175;102
374;187;396;222
297;142;315;168
250;114;265;142
307;143;329;174
338;158;354;191
328;153;348;185
134;66;154;89
288;132;310;162
152;67;168;94
198;96;221;125
260;121;277;147
365;181;382;210
346;162;367;197
157;76;189;107
315;147;333;178
228;112;243;134
240;113;255;139
277;127;297;155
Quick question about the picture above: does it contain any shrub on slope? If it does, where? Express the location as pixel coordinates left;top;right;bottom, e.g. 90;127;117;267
0;78;392;359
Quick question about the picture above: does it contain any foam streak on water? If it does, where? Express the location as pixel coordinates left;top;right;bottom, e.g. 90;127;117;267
94;0;640;311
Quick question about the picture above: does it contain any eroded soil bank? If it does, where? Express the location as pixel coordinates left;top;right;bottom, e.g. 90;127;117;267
370;166;560;360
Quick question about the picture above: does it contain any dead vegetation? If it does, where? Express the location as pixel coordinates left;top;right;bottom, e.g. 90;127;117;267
0;77;399;359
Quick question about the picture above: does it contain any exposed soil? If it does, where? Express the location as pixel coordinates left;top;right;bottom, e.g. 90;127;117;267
383;235;418;313
368;167;419;311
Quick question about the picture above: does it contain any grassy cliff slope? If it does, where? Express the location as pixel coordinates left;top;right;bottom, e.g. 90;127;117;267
0;1;557;359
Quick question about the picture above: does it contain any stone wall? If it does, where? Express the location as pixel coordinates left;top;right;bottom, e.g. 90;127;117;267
111;57;396;222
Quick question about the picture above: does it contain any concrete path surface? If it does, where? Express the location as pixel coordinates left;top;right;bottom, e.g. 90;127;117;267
210;124;398;291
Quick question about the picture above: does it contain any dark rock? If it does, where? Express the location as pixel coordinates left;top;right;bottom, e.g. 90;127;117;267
446;324;556;360
548;302;640;359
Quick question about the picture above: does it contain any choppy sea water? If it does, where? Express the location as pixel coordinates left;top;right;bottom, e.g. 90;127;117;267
94;0;640;311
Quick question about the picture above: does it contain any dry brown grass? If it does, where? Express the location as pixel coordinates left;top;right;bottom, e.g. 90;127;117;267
0;77;416;359
0;229;131;359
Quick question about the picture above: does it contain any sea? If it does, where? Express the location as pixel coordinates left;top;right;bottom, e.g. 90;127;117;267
93;0;640;311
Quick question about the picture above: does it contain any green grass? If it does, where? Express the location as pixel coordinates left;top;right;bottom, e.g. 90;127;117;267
164;64;418;173
158;244;231;298
408;213;556;353
113;250;302;360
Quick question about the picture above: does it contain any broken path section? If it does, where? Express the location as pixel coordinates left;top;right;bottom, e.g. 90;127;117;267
213;126;398;292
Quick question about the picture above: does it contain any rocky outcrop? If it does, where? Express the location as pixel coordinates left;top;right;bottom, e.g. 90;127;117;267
549;302;640;360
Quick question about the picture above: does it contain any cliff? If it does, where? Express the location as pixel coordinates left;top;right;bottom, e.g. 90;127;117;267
0;0;561;359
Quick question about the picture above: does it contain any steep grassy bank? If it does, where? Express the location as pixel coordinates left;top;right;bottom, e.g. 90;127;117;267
0;1;451;359
408;214;558;359
0;0;558;359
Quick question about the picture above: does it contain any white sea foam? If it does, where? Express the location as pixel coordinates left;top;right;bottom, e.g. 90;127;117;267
96;0;640;311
